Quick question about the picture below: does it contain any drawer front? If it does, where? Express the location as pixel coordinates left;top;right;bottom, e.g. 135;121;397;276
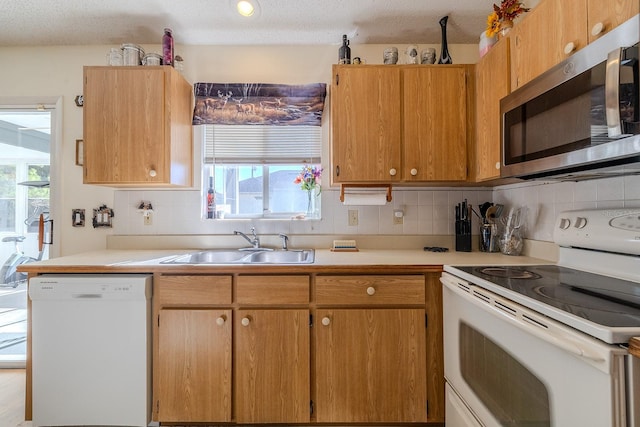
316;275;425;305
156;275;232;305
237;275;310;305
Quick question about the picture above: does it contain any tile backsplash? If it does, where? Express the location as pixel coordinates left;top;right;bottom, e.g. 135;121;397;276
112;174;640;243
494;174;640;242
113;187;493;237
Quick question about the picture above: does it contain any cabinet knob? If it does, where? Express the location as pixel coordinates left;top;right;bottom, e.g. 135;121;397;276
495;162;501;170
241;317;251;327
410;168;418;176
389;168;397;176
563;42;576;55
591;22;604;37
149;169;157;178
321;317;331;326
366;286;376;296
216;316;225;326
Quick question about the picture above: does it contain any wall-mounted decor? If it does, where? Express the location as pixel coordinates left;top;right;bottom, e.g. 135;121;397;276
192;83;326;126
75;139;84;166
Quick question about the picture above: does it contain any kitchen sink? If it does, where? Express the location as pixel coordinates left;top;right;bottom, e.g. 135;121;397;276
162;249;314;265
248;249;314;264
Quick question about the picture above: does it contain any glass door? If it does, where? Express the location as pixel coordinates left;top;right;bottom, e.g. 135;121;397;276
0;109;51;368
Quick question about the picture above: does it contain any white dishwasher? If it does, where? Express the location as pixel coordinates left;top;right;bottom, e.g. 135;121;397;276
29;274;152;427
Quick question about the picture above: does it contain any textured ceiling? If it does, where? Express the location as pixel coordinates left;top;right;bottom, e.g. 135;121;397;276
0;0;501;47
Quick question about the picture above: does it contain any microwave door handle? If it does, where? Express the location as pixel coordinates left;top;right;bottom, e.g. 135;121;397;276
605;48;623;138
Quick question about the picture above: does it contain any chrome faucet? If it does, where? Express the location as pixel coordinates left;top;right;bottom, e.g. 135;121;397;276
279;233;289;250
234;227;260;249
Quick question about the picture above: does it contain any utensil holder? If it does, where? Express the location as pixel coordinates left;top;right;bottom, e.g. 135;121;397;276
479;222;499;252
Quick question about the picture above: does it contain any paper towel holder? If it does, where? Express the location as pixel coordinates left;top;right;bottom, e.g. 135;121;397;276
340;184;393;203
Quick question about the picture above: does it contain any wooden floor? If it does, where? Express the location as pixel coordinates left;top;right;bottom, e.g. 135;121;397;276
0;369;29;427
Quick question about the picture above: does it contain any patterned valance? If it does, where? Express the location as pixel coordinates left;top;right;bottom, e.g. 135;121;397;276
193;83;326;126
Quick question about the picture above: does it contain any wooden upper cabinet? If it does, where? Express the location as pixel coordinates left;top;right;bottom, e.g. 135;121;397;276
403;66;468;181
510;0;588;90
83;66;193;187
331;64;469;183
587;0;639;43
331;65;402;183
474;39;510;182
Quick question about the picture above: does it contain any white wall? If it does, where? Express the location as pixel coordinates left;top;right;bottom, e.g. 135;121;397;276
0;42;481;256
6;41;637;254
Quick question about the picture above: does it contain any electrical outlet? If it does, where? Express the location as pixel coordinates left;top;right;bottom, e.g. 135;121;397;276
393;210;404;225
144;213;152;225
348;209;358;226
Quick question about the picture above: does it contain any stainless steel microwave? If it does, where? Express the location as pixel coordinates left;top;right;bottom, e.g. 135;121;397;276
501;16;640;180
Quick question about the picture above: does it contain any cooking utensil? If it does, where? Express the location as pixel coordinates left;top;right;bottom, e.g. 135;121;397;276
479;202;493;219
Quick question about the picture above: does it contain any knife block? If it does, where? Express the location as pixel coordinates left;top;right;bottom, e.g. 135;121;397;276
455;220;471;252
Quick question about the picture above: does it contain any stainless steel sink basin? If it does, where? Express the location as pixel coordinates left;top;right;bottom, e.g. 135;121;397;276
247;249;314;264
162;249;314;265
167;250;248;264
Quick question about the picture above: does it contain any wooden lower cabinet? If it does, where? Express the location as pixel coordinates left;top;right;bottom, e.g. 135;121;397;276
235;309;310;423
153;272;442;425
156;308;232;422
315;308;427;423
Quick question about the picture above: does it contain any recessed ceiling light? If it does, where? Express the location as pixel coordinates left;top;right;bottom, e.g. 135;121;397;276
236;0;256;17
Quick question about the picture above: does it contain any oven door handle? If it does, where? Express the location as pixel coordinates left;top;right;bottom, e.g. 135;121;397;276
442;277;607;364
514;313;605;363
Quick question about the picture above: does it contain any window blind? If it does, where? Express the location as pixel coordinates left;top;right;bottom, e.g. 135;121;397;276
203;124;321;164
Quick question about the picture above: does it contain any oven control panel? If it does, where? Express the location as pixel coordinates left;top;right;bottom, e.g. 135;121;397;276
554;209;640;255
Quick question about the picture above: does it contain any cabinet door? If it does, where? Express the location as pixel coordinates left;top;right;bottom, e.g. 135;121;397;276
403;66;468;181
156;309;232;423
315;308;427;423
84;67;167;184
510;0;588;90
331;65;402;182
587;0;639;43
235;309;310;423
474;40;511;181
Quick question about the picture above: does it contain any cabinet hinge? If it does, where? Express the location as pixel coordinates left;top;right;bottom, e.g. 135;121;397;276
335;73;339;86
426;399;429;416
310;399;314;416
425;313;428;328
156;400;160;414
309;314;313;328
157;314;160;327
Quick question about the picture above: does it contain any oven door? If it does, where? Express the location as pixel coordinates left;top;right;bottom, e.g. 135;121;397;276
441;272;629;427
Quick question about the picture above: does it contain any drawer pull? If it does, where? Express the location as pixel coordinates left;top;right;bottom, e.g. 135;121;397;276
149;169;157;178
410;168;418;176
321;317;331;326
366;286;376;296
241;317;251;327
216;316;225;326
389;168;397;176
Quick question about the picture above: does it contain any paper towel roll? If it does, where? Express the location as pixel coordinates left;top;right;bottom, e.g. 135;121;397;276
342;192;388;206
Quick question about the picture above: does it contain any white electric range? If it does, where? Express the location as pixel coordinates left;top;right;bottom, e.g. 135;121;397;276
442;208;640;427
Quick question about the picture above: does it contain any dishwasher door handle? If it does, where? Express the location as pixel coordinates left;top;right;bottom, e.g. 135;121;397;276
72;293;103;299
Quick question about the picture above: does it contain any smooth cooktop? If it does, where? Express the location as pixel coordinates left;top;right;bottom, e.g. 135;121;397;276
454;265;640;330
